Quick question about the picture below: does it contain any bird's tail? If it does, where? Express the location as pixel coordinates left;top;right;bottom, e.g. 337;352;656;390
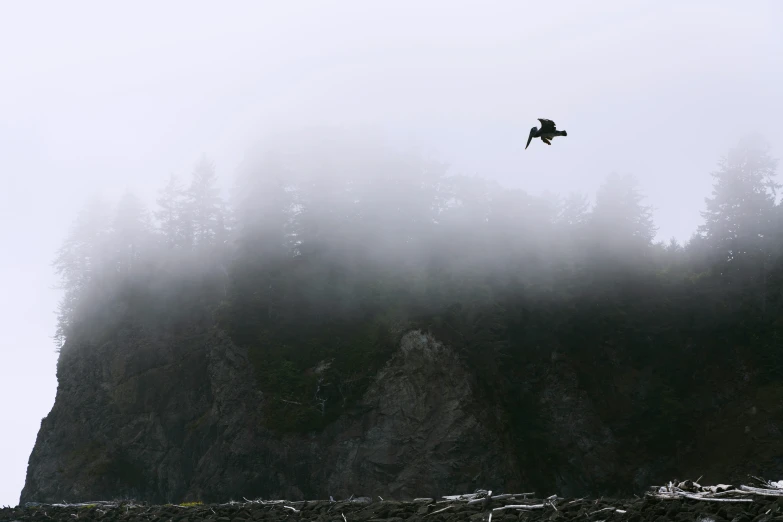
559;130;568;136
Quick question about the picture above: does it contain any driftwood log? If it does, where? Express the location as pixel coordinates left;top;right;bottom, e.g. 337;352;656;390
648;476;783;503
18;476;783;520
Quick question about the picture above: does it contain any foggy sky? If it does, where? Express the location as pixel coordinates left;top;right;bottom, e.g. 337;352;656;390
1;0;781;506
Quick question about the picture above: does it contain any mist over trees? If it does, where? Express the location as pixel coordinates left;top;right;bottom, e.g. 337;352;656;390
51;131;783;441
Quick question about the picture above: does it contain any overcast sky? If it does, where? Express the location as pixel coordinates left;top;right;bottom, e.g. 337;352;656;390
1;0;781;506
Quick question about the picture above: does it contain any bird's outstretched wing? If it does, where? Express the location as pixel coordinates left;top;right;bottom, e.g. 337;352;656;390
538;118;557;132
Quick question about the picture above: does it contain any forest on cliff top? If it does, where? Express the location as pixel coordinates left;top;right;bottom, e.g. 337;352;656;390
52;130;783;459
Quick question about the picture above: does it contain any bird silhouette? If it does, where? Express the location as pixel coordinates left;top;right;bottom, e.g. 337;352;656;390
525;118;568;149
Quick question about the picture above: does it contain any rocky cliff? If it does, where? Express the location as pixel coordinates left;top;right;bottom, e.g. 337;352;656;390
20;321;783;505
21;327;520;504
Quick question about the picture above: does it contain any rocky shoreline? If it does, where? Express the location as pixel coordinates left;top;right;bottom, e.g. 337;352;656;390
3;493;782;522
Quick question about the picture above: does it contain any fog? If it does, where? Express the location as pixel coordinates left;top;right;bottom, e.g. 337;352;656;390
1;0;782;507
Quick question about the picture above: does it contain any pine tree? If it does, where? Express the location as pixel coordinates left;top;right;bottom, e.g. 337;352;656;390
557;192;591;228
230;151;293;324
155;173;186;248
52;197;113;349
591;172;657;256
187;155;223;249
232;151;292;259
552;191;593;272
698;137;779;268
112;191;153;274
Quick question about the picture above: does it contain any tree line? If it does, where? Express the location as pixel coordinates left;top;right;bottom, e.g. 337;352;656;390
53;132;782;344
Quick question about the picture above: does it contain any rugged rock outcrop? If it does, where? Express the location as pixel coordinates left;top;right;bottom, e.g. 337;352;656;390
21;328;519;504
20;322;783;505
322;330;519;500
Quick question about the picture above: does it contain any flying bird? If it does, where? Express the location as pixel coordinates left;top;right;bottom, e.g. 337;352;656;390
525;118;568;149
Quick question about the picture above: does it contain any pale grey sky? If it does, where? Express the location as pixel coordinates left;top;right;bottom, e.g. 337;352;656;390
1;0;781;506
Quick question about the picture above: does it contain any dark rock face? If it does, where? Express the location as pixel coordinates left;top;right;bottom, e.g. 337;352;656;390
20;329;518;504
321;331;520;500
19;324;783;505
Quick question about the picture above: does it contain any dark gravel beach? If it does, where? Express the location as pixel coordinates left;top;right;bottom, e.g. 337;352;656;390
3;495;782;522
